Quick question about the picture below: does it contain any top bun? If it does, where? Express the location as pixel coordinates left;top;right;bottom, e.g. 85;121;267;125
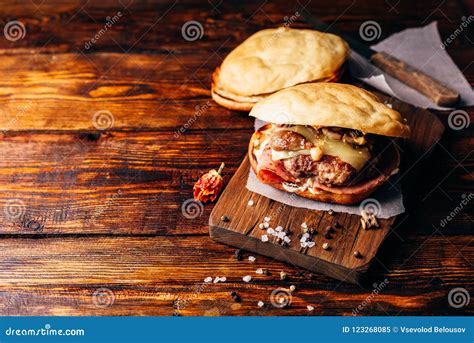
249;83;411;138
215;28;349;97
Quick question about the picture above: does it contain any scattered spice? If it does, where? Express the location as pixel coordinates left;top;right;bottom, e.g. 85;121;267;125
220;215;229;222
257;301;264;308
193;163;225;203
322;242;330;250
328;209;334;216
234;249;243;261
259;223;265;229
360;210;379;229
354;250;362;258
231;291;241;302
247;199;254;206
248;256;256;262
289;285;296;292
280;271;288;280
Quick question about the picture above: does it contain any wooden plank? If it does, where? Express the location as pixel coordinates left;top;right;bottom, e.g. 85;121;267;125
0;53;252;131
0;130;250;235
0;235;471;315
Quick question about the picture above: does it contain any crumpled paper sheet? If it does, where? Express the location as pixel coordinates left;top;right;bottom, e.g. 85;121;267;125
246;120;404;218
349;21;474;110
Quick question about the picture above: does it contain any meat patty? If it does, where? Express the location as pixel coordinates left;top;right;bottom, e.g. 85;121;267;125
271;130;313;151
283;155;356;185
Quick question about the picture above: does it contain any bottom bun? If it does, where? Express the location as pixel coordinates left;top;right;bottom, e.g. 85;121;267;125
248;129;400;205
211;66;344;112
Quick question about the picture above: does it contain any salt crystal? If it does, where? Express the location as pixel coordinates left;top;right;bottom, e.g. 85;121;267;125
220;276;227;282
256;268;264;274
289;285;296;292
213;277;220;283
258;301;264;308
267;228;275;235
263;222;270;228
248;256;256;262
307;305;315;311
301;241;308;248
264;216;271;222
248;200;254;206
301;222;308;229
204;277;213;283
261;234;269;242
283;236;291;243
275;226;283;232
307;242;315;248
303;233;310;239
243;275;252;282
277;231;286;239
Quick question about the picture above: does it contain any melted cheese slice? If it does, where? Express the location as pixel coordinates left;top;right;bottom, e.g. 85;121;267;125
271;126;371;171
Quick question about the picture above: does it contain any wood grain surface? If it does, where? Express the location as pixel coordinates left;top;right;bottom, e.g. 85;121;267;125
0;0;472;316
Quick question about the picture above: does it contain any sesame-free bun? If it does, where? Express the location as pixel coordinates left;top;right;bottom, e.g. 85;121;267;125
211;27;348;111
249;83;411;138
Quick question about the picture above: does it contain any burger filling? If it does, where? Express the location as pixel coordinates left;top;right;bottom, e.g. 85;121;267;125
253;125;383;192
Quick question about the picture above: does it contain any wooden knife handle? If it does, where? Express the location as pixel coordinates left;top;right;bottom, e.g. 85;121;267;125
371;51;459;107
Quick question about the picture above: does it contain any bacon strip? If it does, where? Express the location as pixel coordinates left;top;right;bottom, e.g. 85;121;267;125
256;146;296;184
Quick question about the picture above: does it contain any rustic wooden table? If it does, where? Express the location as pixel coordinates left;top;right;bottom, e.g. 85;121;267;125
0;0;472;316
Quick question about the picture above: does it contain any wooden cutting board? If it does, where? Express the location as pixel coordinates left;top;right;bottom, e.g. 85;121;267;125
209;96;445;284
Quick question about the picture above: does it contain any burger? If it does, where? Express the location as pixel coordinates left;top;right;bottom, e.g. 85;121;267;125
212;28;349;111
248;83;411;204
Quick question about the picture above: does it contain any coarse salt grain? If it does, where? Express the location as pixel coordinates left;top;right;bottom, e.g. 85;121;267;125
267;228;275;235
289;285;296;292
220;276;227;282
301;242;308;248
248;200;254;206
258;301;264;308
243;275;252;282
275;226;283;232
264;216;271;222
256;268;264;274
307;242;315;248
277;231;286;239
283;236;291;243
263;222;270;228
301;222;308;229
307;305;315;311
204;277;213;283
261;234;269;242
248;256;256;262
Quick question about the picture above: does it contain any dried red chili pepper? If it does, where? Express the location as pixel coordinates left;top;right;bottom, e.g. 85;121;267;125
193;163;225;203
